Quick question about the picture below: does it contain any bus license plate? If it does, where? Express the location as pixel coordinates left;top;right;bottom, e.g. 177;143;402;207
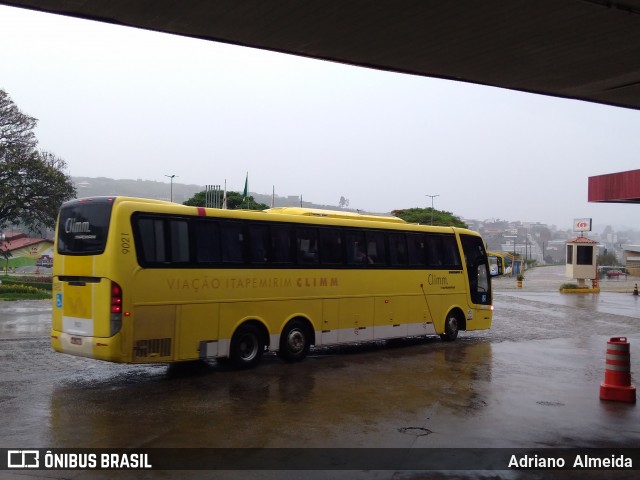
71;337;83;346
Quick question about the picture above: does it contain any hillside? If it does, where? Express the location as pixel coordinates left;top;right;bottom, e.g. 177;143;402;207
73;177;202;204
72;177;352;211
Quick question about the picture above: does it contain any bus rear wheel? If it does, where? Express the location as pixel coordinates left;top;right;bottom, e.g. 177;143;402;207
439;313;459;342
278;319;311;363
229;324;265;369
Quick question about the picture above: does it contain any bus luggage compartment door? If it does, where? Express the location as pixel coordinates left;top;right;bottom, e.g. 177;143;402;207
338;297;374;343
374;296;408;339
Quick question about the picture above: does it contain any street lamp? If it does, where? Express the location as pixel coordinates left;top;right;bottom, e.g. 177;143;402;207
164;174;177;202
504;235;517;276
425;194;440;225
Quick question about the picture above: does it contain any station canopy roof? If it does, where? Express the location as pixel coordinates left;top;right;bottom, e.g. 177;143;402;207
3;1;640;204
3;0;640;111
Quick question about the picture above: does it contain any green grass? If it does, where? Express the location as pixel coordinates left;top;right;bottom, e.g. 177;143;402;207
1;276;52;291
0;292;51;301
0;283;51;301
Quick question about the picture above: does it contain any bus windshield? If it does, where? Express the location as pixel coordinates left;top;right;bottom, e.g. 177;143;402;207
57;198;115;255
460;234;491;305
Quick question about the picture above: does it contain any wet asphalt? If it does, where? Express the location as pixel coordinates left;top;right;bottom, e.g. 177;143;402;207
0;266;638;479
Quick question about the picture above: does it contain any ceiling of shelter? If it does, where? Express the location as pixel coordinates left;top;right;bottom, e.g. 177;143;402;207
3;0;640;110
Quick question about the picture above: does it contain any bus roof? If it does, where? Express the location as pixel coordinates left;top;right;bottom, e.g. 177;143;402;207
265;207;406;224
72;196;478;235
65;196;173;206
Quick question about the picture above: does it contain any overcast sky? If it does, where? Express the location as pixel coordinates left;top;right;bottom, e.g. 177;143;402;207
2;5;640;230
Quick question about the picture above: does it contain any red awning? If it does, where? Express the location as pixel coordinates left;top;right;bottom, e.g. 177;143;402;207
588;169;640;203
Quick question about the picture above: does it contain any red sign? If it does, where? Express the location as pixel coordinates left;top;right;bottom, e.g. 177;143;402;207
573;218;592;232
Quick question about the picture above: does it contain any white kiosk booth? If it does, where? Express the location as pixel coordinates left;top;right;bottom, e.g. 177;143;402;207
565;236;598;289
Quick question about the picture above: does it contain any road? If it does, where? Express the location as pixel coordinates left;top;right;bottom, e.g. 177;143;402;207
0;266;638;479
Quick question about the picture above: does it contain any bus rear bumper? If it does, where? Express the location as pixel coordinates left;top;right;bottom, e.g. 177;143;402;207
50;330;125;362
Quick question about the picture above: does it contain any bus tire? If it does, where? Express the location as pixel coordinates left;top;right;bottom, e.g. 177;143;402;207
229;323;265;369
278;319;311;363
439;312;459;342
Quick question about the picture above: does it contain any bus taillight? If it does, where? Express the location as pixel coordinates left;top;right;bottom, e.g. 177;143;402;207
110;281;123;335
111;283;122;313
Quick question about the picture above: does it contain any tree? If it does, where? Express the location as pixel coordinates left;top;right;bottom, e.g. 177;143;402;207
0;147;76;231
391;207;468;228
598;251;619;266
0;89;37;150
0;89;76;231
184;190;269;210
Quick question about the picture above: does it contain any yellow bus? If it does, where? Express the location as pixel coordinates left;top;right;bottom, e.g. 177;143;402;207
487;251;505;277
51;196;501;368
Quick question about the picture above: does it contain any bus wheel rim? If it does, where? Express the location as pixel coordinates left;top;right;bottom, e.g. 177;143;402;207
286;329;305;354
239;335;259;361
448;317;458;332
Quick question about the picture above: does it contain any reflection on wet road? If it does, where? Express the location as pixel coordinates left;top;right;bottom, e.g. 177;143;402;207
499;290;640;319
41;337;494;449
0;300;51;337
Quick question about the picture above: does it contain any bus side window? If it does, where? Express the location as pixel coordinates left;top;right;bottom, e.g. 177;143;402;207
249;223;269;264
168;220;189;263
346;230;367;265
441;235;462;269
423;234;461;269
407;233;426;266
366;231;386;265
195;221;221;264
220;221;245;263
137;217;166;264
296;227;319;265
271;224;293;265
423;234;439;267
389;233;408;266
319;228;343;265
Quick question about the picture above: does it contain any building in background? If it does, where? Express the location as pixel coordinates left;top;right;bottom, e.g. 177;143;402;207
0;232;54;273
622;245;640;276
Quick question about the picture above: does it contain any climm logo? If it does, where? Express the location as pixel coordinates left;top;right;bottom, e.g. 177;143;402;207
65;218;90;233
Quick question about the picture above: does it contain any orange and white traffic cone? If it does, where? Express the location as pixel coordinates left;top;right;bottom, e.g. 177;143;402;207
599;337;636;403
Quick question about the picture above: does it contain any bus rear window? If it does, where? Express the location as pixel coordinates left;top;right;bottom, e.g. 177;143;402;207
57;198;114;255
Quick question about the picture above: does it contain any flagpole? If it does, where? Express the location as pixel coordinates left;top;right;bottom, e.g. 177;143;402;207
242;172;248;209
222;179;227;209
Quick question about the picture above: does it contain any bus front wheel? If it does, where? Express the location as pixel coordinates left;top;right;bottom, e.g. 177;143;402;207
278;319;311;363
229;324;265;369
440;313;459;342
